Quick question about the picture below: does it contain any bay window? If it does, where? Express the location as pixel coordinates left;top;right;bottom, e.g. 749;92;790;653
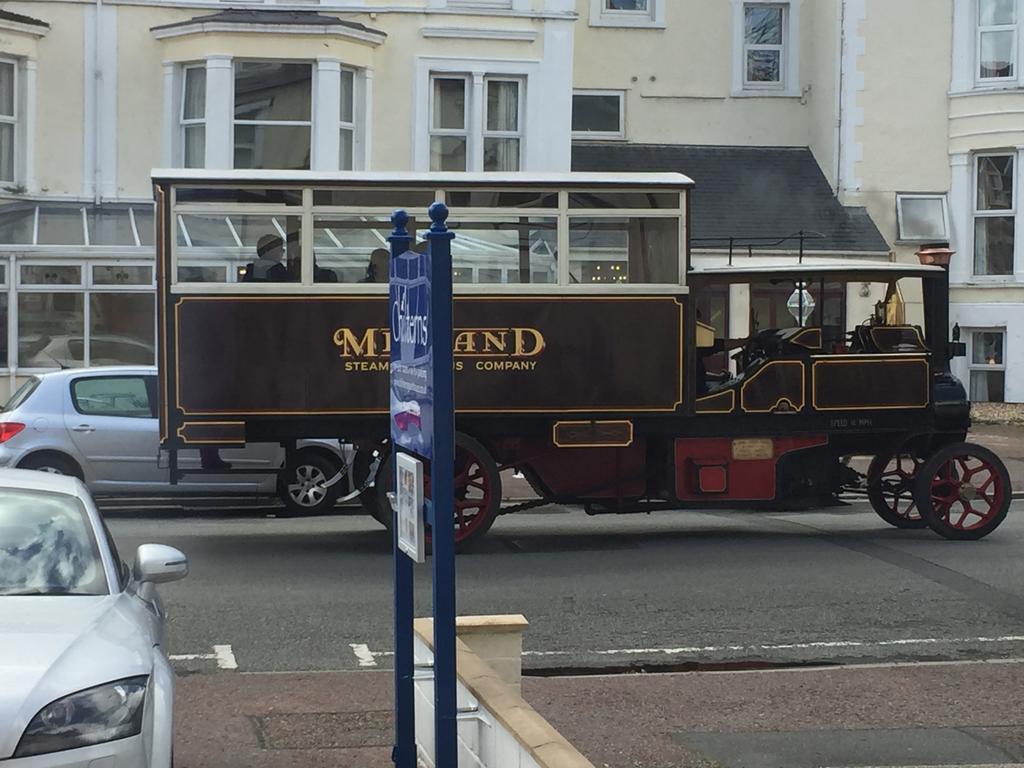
978;0;1017;81
974;153;1015;276
175;58;366;171
428;74;523;172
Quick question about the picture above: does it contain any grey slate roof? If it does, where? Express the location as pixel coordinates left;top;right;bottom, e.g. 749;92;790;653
0;9;50;28
572;143;890;253
151;9;384;37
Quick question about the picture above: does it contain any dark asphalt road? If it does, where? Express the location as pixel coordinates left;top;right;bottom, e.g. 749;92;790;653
107;499;1024;675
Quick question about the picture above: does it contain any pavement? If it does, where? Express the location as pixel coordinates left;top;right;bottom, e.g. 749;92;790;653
173;661;1024;768
109;423;1024;767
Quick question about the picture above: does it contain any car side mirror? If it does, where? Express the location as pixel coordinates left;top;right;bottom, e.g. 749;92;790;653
133;544;188;585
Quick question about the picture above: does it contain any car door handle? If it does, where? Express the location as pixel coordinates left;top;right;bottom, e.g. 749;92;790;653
72;424;96;433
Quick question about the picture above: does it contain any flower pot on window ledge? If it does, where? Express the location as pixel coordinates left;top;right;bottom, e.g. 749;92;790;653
916;244;955;267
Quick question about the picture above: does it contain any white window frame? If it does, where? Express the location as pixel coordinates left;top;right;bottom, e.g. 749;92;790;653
966;328;1007;402
589;0;665;29
0;58;17;184
482;77;524;172
427;74;525;173
732;0;801;97
429;74;470;172
12;256;156;372
571;90;626;140
179;63;205;169
973;151;1017;279
976;0;1019;85
896;193;950;243
232;60;315;171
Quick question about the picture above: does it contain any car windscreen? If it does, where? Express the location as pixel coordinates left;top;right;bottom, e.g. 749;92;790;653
0;489;109;596
1;377;41;413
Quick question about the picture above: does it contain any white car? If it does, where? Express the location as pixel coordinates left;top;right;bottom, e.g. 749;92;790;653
0;367;354;515
0;468;186;767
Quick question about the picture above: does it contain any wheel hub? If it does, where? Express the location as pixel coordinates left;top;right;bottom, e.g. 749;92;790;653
958;483;978;503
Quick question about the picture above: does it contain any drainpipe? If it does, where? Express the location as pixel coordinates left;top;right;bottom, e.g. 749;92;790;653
834;0;846;196
93;0;102;204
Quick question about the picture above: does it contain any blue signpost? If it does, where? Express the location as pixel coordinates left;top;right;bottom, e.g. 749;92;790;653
389;204;457;768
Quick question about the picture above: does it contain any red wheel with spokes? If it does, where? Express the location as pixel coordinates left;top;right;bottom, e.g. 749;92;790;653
912;442;1011;540
375;433;502;551
425;433;501;551
866;452;928;529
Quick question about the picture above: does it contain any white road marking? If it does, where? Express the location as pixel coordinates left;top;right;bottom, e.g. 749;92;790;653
350;643;379;667
169;644;238;670
214;644;238;670
168;653;217;661
521;634;1024;658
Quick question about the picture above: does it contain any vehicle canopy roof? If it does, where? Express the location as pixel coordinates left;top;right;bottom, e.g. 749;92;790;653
688;259;946;285
151;169;695;189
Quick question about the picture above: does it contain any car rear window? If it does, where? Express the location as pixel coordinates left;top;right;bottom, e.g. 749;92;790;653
1;377;41;412
0;489;108;596
72;376;153;418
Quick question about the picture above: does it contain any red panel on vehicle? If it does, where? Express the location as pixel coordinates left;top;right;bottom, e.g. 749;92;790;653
674;436;827;501
527;441;647;499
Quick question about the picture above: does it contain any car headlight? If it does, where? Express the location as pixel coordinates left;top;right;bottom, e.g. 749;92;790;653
14;677;148;758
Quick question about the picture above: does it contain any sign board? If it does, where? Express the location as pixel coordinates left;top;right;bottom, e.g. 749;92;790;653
389;246;434;460
395;452;425;563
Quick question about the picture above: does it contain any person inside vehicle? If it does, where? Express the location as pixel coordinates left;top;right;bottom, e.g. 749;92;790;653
361;248;391;283
243;235;289;282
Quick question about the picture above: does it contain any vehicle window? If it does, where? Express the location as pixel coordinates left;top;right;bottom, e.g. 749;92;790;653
1;377;40;412
0;489;108;596
72;376;152;418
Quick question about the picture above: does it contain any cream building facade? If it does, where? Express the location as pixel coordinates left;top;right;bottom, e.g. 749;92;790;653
0;0;1018;402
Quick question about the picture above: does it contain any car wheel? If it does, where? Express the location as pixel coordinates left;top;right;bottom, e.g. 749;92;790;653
278;452;343;516
18;453;82;480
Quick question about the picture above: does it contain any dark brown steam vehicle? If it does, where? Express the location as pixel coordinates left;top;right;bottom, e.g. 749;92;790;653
154;170;1011;548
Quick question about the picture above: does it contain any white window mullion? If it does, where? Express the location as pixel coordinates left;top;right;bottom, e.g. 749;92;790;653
204;56;233;170
83;287;91;368
313;58;341;172
358;68;372;171
469;73;485;172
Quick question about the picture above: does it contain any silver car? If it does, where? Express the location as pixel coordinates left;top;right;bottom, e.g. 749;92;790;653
0;468;186;767
0;367;353;515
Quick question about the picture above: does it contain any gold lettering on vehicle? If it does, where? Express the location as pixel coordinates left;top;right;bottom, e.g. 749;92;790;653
333;326;546;372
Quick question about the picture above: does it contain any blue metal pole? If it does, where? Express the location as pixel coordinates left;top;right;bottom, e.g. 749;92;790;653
425;202;457;768
388;209;415;768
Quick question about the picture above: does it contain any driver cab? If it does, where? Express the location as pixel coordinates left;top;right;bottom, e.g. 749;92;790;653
691;263;939;416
